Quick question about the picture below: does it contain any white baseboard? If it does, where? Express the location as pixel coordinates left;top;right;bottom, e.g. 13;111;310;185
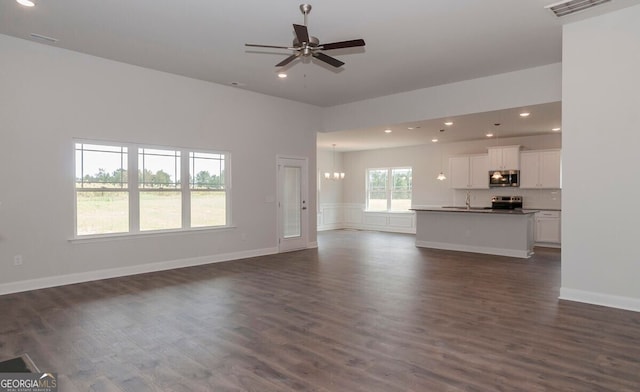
535;243;561;249
307;241;318;249
415;240;532;259
0;247;278;296
559;288;640;313
318;224;343;232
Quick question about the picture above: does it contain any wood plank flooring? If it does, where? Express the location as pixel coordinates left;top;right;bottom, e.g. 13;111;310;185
1;230;639;391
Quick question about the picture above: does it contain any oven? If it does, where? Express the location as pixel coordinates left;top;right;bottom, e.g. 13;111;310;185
491;196;523;210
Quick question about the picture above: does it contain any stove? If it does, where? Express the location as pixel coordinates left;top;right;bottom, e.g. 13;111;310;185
491;196;523;210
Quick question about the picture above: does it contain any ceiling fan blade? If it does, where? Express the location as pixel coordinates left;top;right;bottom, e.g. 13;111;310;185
314;52;345;68
245;43;293;50
276;54;299;67
321;39;366;51
293;24;310;43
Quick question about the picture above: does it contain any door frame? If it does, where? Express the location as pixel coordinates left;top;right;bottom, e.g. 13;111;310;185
276;155;309;253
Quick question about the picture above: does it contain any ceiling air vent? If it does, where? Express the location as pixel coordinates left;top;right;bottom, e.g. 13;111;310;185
545;0;611;17
29;33;59;43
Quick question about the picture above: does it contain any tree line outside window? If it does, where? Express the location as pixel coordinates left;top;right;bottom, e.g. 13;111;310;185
75;142;229;236
366;167;412;211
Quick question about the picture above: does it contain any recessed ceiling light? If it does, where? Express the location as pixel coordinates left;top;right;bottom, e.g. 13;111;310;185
520;112;530;117
407;127;414;130
431;139;438;143
17;0;35;7
486;133;494;137
229;81;246;87
277;73;287;79
444;121;453;126
552;127;561;132
384;129;392;134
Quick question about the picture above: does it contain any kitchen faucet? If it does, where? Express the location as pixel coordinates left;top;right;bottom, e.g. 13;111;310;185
465;191;471;210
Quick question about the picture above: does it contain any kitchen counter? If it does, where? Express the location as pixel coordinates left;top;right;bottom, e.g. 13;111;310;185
412;207;538;215
413;207;535;258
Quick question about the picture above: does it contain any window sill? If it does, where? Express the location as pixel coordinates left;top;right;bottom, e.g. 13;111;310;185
69;225;237;244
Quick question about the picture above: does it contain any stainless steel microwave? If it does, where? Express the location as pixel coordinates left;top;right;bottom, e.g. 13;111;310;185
489;170;519;187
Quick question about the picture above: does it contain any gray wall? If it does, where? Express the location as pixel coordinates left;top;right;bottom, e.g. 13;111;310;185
561;4;640;311
0;34;319;290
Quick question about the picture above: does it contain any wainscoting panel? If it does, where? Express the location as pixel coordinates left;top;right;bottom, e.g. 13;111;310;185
319;203;416;234
363;213;388;226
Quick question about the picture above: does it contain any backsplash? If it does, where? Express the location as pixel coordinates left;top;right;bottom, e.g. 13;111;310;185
453;188;561;210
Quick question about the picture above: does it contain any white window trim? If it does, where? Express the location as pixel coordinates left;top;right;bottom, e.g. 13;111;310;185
365;166;412;212
73;139;232;239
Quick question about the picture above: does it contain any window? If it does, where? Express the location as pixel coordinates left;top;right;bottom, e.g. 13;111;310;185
74;141;230;237
366;167;412;211
75;144;129;235
139;148;181;231
190;152;226;227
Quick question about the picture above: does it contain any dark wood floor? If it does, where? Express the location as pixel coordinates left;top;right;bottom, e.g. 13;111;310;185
1;230;639;391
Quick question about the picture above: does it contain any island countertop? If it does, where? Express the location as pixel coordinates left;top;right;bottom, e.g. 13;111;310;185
411;207;538;215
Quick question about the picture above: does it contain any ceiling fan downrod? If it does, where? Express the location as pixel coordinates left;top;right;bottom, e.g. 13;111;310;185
300;4;312;27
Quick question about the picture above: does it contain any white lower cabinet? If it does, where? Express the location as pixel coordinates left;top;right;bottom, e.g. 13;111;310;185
535;210;561;246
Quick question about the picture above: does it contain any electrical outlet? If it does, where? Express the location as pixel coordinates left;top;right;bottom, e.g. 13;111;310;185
13;255;23;266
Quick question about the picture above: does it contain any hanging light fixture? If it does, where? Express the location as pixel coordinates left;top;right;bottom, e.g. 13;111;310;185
324;144;345;180
436;147;446;181
491;123;503;180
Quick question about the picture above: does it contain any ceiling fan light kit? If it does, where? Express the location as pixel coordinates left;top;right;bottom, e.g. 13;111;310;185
245;4;366;69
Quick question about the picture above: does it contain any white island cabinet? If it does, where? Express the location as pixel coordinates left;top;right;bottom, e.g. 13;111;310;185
412;208;536;258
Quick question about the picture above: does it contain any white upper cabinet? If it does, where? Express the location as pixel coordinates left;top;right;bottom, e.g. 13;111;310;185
520;149;561;189
449;154;489;189
487;145;521;170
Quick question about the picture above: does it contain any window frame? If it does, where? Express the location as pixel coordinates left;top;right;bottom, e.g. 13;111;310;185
73;139;232;239
365;166;413;212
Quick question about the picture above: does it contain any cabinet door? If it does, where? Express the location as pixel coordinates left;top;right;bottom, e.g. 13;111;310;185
487;148;503;170
536;218;561;243
449;156;470;189
535;211;561;244
539;150;561;188
519;152;540;188
469;155;489;189
501;147;521;170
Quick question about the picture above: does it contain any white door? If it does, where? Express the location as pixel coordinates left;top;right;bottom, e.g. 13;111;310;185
277;157;308;252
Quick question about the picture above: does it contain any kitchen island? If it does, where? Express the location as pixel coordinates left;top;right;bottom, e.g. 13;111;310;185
411;207;537;258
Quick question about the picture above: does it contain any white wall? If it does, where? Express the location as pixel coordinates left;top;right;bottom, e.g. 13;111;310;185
321;63;562;133
343;134;561;208
317;148;344;205
316;147;344;231
561;5;640;311
0;34;319;292
317;134;562;233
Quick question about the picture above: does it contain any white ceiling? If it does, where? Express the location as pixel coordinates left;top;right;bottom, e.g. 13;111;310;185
317;101;562;151
2;0;636;147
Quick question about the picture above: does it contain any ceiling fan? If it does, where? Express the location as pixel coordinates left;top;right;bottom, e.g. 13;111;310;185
245;4;366;68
